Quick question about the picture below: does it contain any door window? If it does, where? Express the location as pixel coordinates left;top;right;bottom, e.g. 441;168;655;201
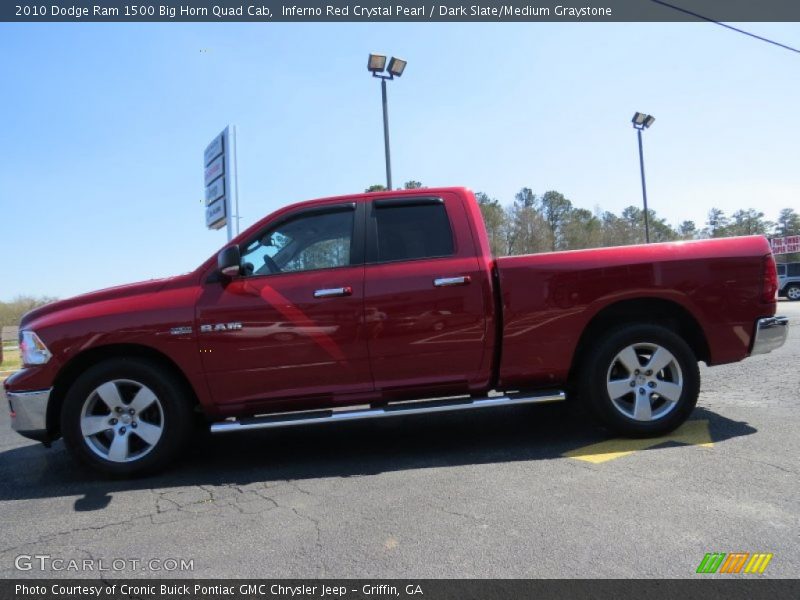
241;208;355;276
372;202;454;263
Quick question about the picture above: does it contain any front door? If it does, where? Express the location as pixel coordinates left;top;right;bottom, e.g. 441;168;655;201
197;203;372;410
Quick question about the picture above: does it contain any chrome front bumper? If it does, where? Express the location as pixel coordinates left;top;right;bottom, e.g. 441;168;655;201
7;388;51;441
751;317;789;356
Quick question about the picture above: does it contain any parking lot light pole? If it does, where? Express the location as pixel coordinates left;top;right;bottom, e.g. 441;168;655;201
368;54;407;190
632;112;655;243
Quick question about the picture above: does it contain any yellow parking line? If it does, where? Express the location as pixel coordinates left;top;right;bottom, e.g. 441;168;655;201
564;419;713;464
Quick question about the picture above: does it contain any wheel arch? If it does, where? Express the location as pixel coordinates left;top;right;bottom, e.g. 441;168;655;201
569;297;711;382
47;344;201;440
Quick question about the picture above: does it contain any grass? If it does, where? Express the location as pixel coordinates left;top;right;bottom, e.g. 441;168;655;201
1;347;21;372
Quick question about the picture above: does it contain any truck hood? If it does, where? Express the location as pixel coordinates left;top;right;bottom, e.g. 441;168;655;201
20;276;182;329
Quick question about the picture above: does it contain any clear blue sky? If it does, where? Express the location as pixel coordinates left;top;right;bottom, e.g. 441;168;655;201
1;22;798;301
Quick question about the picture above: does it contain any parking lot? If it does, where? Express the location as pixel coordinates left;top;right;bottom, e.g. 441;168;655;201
1;301;798;579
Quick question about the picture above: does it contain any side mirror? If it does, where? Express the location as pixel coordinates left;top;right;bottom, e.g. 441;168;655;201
217;246;242;278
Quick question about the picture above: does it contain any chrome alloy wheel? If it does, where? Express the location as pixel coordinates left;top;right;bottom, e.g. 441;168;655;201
80;379;165;463
606;343;683;422
787;286;800;300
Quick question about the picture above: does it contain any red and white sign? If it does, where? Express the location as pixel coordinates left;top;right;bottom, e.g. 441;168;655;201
203;126;236;233
770;235;800;255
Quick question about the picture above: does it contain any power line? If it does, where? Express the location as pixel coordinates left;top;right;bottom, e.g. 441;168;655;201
651;0;800;55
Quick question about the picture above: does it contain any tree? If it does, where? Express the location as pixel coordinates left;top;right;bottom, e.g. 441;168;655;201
621;206;646;245
507;188;549;255
775;208;800;237
678;220;697;240
514;187;537;208
704;208;729;238
403;180;424;190
598;206;677;245
561;208;602;250
539;190;573;251
475;192;508;257
0;296;57;328
364;184;387;192
774;208;800;262
600;211;630;247
647;210;680;243
728;209;772;236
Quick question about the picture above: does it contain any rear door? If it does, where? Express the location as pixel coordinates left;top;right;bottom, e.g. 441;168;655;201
363;193;490;395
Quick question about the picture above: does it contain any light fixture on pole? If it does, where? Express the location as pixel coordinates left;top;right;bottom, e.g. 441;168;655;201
632;112;655;243
368;53;407;190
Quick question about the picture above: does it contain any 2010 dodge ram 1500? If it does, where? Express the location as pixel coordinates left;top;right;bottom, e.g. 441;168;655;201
4;187;789;475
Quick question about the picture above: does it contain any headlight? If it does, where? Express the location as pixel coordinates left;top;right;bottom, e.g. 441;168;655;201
19;331;52;366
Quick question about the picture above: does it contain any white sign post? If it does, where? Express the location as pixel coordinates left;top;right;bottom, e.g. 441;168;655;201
203;126;239;240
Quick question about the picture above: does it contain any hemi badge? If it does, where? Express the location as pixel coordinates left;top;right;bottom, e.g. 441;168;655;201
170;326;193;335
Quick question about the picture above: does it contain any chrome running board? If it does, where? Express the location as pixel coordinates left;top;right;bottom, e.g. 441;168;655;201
210;390;566;434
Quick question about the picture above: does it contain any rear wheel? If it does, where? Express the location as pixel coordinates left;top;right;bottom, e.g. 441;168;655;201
786;284;800;301
578;323;700;436
61;358;194;476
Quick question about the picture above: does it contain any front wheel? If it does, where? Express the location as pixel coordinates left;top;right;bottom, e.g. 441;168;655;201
61;358;194;476
786;284;800;301
578;323;700;437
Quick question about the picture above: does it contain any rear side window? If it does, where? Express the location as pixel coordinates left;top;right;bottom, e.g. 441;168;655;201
373;202;454;262
789;263;800;277
777;264;786;276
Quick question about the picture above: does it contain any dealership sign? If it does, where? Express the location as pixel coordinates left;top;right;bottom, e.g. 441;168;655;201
203;126;238;236
770;235;800;255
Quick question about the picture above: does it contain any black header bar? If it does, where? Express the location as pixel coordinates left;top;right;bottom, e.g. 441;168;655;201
4;0;800;22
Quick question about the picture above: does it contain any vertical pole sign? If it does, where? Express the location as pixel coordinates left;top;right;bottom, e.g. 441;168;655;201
204;126;239;241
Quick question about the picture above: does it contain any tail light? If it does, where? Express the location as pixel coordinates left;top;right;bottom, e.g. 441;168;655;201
762;253;778;303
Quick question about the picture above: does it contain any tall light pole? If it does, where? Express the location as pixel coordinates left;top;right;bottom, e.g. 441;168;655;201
368;54;407;190
632;112;655;243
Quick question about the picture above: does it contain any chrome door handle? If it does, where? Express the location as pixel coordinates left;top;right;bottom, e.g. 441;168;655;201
433;276;471;287
314;286;352;298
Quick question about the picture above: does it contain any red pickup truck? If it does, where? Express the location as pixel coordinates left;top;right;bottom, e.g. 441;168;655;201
5;187;788;475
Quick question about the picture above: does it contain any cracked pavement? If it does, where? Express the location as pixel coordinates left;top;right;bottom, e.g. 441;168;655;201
1;301;798;578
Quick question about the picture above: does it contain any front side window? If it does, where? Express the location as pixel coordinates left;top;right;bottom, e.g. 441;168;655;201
241;208;354;276
373;202;454;263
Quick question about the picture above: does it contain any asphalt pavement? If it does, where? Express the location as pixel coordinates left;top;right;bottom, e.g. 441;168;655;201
1;301;798;578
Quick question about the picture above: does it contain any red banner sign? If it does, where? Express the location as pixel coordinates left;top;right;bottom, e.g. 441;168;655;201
770;235;800;255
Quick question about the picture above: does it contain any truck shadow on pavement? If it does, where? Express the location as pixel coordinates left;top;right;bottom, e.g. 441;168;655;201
0;404;756;510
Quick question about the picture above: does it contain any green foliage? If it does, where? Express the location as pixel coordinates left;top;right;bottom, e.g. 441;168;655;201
476;192;507;257
728;209;773;236
678;221;697;240
1;348;21;371
775;208;800;237
539;191;573;250
403;181;424;190
364;184;387;192
704;208;730;238
0;295;57;328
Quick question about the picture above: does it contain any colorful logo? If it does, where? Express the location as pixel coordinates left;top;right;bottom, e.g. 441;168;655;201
696;552;773;574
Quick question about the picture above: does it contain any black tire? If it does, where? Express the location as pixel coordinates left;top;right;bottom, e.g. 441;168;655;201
577;323;700;437
786;284;800;301
61;358;194;477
